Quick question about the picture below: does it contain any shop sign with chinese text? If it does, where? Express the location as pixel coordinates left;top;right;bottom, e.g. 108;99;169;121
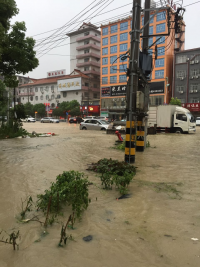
182;103;200;112
101;87;111;97
110;85;127;96
58;77;82;91
47;69;66;78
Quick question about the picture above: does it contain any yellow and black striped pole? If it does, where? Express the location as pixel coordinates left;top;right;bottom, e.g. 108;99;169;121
136;119;145;152
125;121;136;163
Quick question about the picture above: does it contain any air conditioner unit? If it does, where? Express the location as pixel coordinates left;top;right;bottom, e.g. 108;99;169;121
195;60;199;64
190;61;195;64
187;58;190;61
190;90;194;93
180;77;184;80
195;76;199;79
179;91;183;94
191;76;194;79
194;90;198;93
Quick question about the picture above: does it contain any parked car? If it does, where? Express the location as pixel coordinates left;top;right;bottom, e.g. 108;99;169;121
50;118;59;123
80;119;111;131
69;117;83;123
95;116;110;121
21;116;36;122
83;116;96;121
196;117;200;126
41;117;52;123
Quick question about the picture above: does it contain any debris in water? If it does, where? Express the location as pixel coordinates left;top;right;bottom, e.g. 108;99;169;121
83;235;93;242
117;194;132;200
191;238;199;241
164;235;172;237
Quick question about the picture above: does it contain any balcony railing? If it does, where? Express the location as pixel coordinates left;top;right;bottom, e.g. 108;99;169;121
83;70;100;76
76;61;100;68
76;52;100;59
76;44;100;51
76;35;100;42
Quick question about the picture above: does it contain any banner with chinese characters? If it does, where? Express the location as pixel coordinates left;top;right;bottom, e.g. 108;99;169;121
149;81;164;94
47;69;66;78
101;87;111;97
182;103;200;112
57;77;81;91
110;85;127;96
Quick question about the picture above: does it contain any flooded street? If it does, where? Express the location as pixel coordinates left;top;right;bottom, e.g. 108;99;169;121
0;122;200;267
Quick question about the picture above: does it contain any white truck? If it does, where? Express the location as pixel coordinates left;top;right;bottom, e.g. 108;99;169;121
148;105;196;134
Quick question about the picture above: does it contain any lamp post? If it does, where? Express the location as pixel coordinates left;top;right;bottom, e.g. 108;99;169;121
165;77;170;104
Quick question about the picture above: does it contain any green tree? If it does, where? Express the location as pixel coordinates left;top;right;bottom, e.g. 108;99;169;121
24;102;34;117
0;80;7;115
0;1;39;87
69;106;81;117
33;103;46;118
169;97;182;106
52;108;63;117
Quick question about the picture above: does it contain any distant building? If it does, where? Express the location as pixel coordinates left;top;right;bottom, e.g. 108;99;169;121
100;7;185;119
173;47;200;114
17;69;100;116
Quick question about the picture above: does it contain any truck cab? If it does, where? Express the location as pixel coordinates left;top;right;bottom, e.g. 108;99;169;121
173;107;196;133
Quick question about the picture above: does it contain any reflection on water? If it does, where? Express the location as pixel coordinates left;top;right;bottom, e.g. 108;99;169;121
0;123;200;267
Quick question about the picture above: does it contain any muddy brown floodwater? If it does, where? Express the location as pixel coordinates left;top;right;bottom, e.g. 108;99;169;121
0;122;200;267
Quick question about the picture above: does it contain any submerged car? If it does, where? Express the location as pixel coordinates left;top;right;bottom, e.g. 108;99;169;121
80;119;111;131
21;116;36;122
50;118;59;123
41;117;51;123
69;117;83;123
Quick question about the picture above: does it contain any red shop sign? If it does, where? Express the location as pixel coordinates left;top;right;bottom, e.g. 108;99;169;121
182;103;200;112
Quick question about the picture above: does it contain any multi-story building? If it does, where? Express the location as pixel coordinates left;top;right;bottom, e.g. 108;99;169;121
173;48;200;114
17;69;100;116
100;6;185;119
67;22;101;77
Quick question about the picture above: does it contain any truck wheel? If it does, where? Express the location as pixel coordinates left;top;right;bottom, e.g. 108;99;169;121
82;127;87;130
175;128;183;134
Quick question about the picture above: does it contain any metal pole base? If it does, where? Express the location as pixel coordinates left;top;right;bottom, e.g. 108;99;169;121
125;155;135;164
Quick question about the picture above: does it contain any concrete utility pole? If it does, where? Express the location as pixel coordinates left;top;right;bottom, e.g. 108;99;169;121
125;0;141;164
136;0;151;152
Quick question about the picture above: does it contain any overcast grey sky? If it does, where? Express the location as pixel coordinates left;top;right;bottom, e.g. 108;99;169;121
12;0;200;79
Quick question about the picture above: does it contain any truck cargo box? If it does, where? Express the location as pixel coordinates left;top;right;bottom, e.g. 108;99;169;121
157;105;176;128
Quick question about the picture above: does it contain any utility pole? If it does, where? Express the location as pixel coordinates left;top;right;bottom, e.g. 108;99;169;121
125;0;141;164
136;0;151;152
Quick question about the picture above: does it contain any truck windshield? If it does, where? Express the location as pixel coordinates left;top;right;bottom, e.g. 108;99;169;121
187;113;195;122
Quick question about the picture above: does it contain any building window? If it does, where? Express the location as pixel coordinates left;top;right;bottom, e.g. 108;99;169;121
155;70;164;79
110;35;117;44
84;31;90;36
156;36;165;45
30;96;33;101
111;24;117;33
40;87;43;92
102;57;108;65
35;87;38;92
149;26;153;35
119;75;127;83
102;77;108;84
120;43;128;52
110;76;117;83
51;95;54;100
94;84;97;88
120;64;127;72
149;95;164;106
63;92;67;97
110;55;117;64
51;103;55;108
176;85;184;93
157;11;166;22
120;22;128;31
148;37;153;46
35;96;38;101
120;32;128;42
102;67;108;75
46;95;49;100
51;86;54;92
190;69;200;76
45;86;49;92
110;45;117;54
40;95;43;100
155;58;165;68
84;67;89;71
102;47;108;55
142;15;154;26
84;92;89;97
93;93;98;98
156;23;166;33
102;27;108;35
57;94;61;99
148;49;153;55
84;40;89;45
190;98;200;103
84;49;89;54
84;58;89;62
157;46;165;56
30;88;33;93
85;82;89;87
110;66;117;74
102;37;108;46
120;54;127;62
76;92;78;95
190;84;198;93
177;70;186;78
176;55;187;63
